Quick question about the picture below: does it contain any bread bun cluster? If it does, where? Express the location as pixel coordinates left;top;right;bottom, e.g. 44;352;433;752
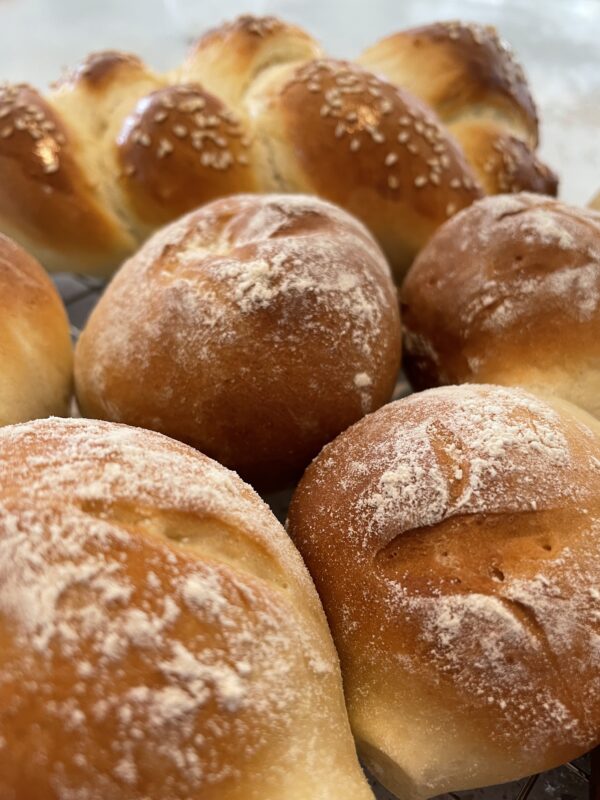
0;233;72;425
0;14;555;279
288;384;600;798
402;193;600;418
0;417;373;800
74;193;401;489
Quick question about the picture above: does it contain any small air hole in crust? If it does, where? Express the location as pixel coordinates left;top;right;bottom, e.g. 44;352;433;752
541;543;552;552
491;566;505;582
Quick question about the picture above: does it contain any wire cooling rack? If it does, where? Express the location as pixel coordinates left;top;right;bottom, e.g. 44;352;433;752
53;271;597;800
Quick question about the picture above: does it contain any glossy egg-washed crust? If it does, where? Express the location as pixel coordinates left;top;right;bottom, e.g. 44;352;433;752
0;417;374;800
0;15;554;278
287;384;600;799
359;21;557;198
401;193;600;419
0;233;72;425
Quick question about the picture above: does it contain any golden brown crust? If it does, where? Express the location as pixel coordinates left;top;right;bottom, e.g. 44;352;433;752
177;15;324;108
402;193;600;418
451;119;558;195
287;384;600;798
359;22;556;200
53;50;149;91
0;417;373;800
360;21;538;142
117;85;257;227
250;59;482;281
74;193;401;489
0;83;134;272
0;233;72;424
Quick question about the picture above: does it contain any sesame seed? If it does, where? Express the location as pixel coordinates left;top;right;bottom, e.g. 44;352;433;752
139;132;151;146
414;121;425;134
172;125;188;138
388;175;399;189
335;122;345;138
346;111;358;122
398;131;410;144
0;107;10;119
372;130;385;144
237;154;249;165
153;110;168;123
385;152;398;166
43;161;59;174
429;172;440;185
440;154;451;168
380;99;393;115
446;202;457;216
156;138;173;158
0;125;12;138
407;143;418;154
399;115;411;126
350;138;360;152
320;105;330;117
414;175;428;187
450;177;461;189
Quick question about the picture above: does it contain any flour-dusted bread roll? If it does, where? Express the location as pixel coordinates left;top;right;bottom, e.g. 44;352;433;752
287;384;600;799
0;417;374;800
0;233;72;425
75;194;401;489
401;193;600;417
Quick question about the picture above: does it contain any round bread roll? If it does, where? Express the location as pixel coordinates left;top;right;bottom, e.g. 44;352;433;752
401;193;600;417
75;193;401;489
0;416;374;800
0;233;72;425
287;384;600;799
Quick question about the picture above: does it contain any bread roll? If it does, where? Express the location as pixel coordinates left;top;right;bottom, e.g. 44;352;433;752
401;193;600;417
75;193;401;489
0;233;72;425
0;416;374;800
287;384;600;799
359;22;557;198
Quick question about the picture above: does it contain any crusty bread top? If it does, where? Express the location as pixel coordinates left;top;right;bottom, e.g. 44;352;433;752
0;416;371;799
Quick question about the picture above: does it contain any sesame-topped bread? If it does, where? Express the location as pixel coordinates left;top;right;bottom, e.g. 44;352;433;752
288;383;600;799
74;193;401;489
0;416;374;800
0;14;552;279
359;21;557;197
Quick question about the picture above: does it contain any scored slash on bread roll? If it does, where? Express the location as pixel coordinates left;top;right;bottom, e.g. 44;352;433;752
359;21;557;198
0;233;72;425
74;193;401;490
287;384;600;799
401;193;600;418
0;417;374;800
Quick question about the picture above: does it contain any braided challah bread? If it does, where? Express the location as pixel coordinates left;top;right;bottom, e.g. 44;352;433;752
359;21;557;198
0;14;553;280
0;416;374;800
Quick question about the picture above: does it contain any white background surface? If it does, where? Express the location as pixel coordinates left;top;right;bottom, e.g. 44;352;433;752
0;0;599;204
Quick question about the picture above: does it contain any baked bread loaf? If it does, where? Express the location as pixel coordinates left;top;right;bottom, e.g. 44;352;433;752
74;193;401;489
359;21;557;197
0;14;489;280
0;416;374;800
0;233;72;425
287;384;600;799
401;193;600;418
